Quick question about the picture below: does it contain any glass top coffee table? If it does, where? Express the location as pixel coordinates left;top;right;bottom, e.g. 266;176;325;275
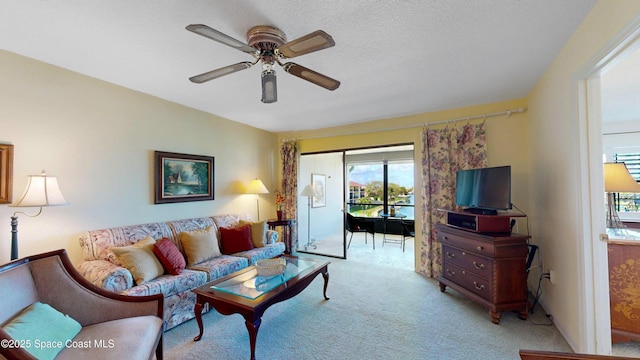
192;255;330;360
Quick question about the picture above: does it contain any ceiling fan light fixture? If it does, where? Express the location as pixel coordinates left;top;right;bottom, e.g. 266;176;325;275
261;69;277;103
187;24;340;101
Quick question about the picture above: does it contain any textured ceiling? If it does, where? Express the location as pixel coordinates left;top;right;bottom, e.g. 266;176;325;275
1;0;599;132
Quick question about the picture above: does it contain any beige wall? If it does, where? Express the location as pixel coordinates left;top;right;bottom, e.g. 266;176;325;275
0;50;278;265
527;0;640;353
278;98;531;273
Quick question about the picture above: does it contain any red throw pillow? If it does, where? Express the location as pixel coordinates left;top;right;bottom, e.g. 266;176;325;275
152;238;186;275
219;224;254;254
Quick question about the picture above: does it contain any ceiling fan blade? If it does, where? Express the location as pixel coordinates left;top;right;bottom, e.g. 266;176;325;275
276;30;335;59
189;61;253;83
282;62;340;91
186;24;257;54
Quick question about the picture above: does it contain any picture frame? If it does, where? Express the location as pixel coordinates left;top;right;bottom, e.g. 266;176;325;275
0;144;13;204
154;151;214;204
311;173;326;208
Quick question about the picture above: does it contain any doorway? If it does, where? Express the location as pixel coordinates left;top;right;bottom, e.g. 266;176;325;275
579;18;640;355
297;144;415;271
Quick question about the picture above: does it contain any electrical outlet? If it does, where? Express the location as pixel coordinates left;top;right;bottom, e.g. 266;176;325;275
549;269;557;285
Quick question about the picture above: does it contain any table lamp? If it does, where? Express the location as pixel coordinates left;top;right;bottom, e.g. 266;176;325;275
10;170;68;260
604;162;640;232
246;178;269;221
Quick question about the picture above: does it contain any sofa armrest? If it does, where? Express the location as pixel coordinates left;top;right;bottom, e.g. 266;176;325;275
76;259;134;292
266;229;278;244
29;250;163;328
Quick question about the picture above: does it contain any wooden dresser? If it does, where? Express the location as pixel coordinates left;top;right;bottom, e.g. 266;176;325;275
436;224;530;324
607;229;640;343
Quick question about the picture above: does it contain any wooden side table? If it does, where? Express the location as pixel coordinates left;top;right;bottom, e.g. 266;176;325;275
267;219;295;254
607;229;640;343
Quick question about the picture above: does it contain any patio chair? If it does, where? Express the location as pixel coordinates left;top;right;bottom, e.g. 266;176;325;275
401;219;415;252
346;213;376;249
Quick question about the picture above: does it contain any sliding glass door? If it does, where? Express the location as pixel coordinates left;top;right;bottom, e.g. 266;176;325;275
297;144;415;266
297;151;346;258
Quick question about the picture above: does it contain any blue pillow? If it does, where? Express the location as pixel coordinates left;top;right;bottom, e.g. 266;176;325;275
3;302;82;360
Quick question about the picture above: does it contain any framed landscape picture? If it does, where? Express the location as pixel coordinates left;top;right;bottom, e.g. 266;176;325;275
154;151;214;204
0;144;13;204
311;173;326;208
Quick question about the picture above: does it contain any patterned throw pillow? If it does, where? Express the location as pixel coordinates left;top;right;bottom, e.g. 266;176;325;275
239;219;268;248
152;237;186;275
111;236;164;285
180;226;221;266
219;224;254;254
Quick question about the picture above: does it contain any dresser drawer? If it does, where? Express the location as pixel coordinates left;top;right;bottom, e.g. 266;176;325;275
442;262;492;301
437;229;495;256
443;245;493;277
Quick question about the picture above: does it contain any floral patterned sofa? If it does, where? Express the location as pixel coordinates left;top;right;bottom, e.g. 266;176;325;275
76;214;285;330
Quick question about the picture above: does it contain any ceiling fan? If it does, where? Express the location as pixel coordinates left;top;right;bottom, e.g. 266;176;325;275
186;24;341;103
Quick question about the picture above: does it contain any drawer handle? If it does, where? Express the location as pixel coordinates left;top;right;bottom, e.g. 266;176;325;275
446;269;456;277
446;252;455;259
476;246;484;251
473;281;485;290
473;261;485;270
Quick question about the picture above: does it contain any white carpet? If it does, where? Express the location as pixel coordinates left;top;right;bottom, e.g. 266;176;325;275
163;253;574;360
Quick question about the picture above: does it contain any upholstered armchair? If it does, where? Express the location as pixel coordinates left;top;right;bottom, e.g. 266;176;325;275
0;249;163;360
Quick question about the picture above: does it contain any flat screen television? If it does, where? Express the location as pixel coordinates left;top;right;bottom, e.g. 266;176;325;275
455;165;511;215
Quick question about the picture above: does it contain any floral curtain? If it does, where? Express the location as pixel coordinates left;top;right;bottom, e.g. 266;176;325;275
419;123;487;278
280;140;299;248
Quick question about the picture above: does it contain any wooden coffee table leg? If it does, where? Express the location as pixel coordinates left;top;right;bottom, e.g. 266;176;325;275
322;268;330;300
244;317;262;360
193;301;205;341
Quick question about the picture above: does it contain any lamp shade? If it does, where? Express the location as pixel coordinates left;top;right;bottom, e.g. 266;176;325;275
300;184;316;197
246;178;269;194
604;162;640;193
11;171;68;207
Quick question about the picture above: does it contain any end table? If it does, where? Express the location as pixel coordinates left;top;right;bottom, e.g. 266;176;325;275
267;218;295;254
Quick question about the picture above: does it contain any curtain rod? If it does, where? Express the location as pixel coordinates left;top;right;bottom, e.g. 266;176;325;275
280;107;527;141
424;107;527;127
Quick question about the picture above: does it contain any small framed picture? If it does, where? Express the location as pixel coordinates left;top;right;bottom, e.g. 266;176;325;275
311;173;326;208
0;144;13;204
154;151;214;204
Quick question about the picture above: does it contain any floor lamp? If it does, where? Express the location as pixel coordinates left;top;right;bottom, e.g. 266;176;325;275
604;162;640;235
10;171;68;260
300;184;317;250
246;178;269;221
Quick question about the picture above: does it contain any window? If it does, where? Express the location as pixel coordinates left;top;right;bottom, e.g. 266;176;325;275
615;153;640;181
345;146;414;220
614;153;640;214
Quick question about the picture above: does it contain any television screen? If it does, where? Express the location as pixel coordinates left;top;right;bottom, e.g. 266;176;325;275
455;166;511;213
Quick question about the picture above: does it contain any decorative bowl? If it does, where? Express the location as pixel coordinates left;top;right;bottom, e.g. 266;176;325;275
256;258;286;277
